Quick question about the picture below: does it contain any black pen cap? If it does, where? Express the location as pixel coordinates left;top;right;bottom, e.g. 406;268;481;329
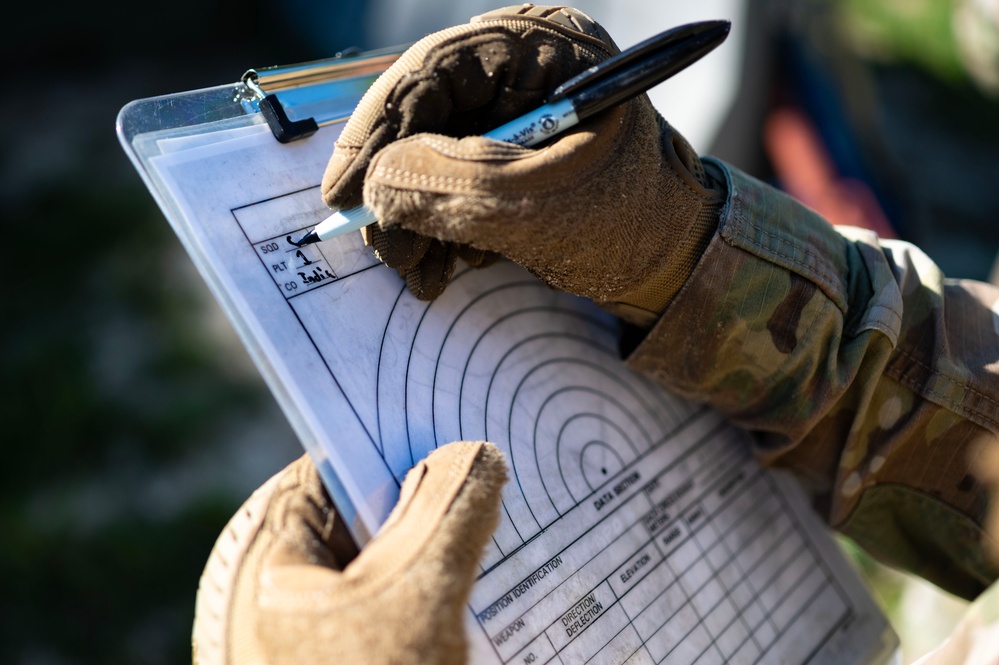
548;20;731;120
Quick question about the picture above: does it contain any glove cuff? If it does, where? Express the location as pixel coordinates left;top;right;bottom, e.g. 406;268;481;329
602;140;725;328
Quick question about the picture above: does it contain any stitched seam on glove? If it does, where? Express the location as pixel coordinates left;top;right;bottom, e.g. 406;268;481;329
367;105;637;198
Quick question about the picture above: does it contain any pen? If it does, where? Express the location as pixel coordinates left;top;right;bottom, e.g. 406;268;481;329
293;19;730;246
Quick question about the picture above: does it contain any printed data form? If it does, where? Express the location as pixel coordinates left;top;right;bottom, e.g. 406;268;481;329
144;120;897;665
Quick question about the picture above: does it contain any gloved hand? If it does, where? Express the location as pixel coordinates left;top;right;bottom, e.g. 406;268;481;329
192;441;507;665
322;4;724;326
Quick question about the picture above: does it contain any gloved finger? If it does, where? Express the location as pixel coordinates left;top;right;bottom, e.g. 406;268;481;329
322;5;617;211
363;223;432;271
361;102;637;279
193;453;359;665
402;238;459;301
322;6;620;305
361;222;499;300
363;96;722;305
363;104;633;247
362;218;461;299
276;441;507;663
194;443;508;665
457;245;501;269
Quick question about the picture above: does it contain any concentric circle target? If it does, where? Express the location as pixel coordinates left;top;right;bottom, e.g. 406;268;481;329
375;261;694;560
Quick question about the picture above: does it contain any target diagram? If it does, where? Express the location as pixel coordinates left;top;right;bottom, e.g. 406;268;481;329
367;261;695;567
236;183;693;544
237;185;702;564
154;119;888;665
223;181;886;665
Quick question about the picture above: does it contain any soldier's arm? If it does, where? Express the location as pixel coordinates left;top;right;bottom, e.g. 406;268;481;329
319;2;998;600
627;160;999;600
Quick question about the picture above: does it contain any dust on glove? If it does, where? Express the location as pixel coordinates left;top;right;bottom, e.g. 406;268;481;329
322;4;724;325
192;441;507;665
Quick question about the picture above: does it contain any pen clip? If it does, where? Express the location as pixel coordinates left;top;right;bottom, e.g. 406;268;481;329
546;20;730;104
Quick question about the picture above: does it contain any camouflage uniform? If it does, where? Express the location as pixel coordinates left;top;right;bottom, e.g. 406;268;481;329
626;160;999;634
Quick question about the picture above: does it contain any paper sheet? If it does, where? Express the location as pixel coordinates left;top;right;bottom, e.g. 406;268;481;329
146;121;897;665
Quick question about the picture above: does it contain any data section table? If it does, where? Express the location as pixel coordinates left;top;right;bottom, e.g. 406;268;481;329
469;410;854;665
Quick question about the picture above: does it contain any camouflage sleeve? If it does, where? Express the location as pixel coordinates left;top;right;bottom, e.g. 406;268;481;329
626;159;999;600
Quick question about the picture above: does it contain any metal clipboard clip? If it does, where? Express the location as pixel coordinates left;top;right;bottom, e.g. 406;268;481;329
238;47;405;143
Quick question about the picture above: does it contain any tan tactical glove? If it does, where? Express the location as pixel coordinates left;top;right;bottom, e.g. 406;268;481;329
192;441;507;665
321;4;724;326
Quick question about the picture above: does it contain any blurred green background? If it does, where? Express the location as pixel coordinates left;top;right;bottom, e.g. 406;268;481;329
2;0;997;663
2;2;323;662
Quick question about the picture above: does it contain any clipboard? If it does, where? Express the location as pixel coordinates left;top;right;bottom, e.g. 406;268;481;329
116;47;899;665
116;47;407;540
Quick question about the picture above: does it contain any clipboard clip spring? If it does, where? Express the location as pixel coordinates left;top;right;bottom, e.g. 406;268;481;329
241;70;319;144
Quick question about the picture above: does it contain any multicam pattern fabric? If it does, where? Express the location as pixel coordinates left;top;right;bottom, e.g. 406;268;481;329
627;159;999;606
